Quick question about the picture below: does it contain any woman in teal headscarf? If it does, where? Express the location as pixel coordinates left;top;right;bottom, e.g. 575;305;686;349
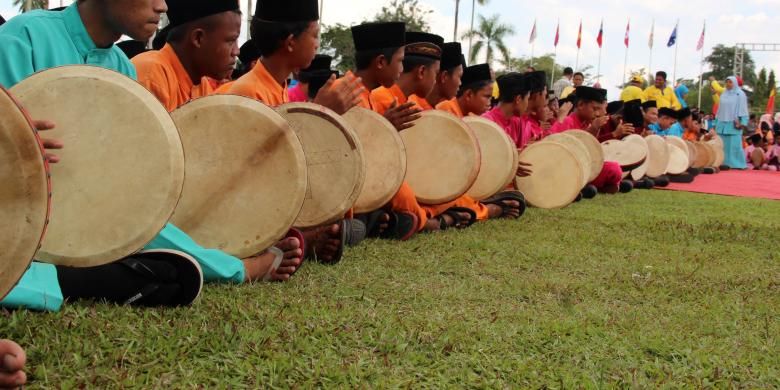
675;84;689;109
714;76;749;169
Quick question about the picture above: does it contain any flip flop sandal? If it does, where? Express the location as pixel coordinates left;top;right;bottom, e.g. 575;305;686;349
480;191;527;218
127;249;204;307
276;228;306;276
321;219;366;265
580;185;598;199
440;207;477;230
358;209;389;238
381;211;419;241
260;247;285;282
619;180;634;193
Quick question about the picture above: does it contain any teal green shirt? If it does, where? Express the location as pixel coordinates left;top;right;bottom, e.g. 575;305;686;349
0;4;245;284
0;4;136;88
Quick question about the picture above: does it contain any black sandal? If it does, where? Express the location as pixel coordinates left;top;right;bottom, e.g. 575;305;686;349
480;191;527;218
439;207;477;230
123;250;203;307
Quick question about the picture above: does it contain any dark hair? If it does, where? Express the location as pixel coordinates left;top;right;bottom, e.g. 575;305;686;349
166;11;242;45
573;72;584;78
402;56;437;74
563;67;573;76
656;71;667;80
457;80;492;98
355;47;401;70
250;17;313;57
499;88;528;103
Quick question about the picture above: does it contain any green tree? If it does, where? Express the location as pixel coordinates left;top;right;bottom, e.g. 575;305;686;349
461;14;514;66
704;44;756;86
13;0;48;12
768;70;777;114
499;54;563;78
374;0;431;32
753;68;768;112
320;24;355;73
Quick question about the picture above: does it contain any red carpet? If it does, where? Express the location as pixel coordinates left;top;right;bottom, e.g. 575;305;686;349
658;170;780;200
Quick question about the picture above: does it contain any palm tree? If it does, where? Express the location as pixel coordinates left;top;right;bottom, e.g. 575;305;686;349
467;0;489;63
13;0;48;12
461;14;514;66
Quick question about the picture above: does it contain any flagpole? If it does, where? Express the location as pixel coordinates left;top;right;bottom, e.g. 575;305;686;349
575;49;580;72
551;45;557;86
623;18;629;85
648;19;654;84
596;19;602;83
697;21;706;109
672;19;679;85
531;43;535;68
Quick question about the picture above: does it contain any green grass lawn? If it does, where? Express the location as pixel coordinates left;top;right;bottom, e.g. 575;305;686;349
2;190;779;388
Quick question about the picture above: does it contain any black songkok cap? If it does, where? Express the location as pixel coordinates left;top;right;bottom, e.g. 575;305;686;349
351;22;406;52
658;107;677;118
461;64;492;88
497;72;528;99
256;0;319;22
574;86;607;103
525;70;547;93
606;100;625;115
166;0;241;29
641;100;657;110
440;42;463;71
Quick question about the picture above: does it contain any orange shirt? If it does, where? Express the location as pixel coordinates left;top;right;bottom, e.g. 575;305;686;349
683;128;699;141
370;84;407;115
220;60;288;106
409;94;433;111
435;98;464;118
132;44;214;112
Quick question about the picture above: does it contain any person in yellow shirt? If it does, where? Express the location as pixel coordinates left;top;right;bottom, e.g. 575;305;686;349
643;71;681;109
620;74;645;102
709;76;725;115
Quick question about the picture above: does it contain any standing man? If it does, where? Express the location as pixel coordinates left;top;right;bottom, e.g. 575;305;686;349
572;72;585;87
644;71;682;109
552;67;573;99
620;75;645;102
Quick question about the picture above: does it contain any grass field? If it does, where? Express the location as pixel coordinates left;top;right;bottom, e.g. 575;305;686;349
2;190;779;388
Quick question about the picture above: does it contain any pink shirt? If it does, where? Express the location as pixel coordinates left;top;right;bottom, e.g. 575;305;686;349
519;115;548;147
551;113;588;134
482;106;524;148
287;84;307;102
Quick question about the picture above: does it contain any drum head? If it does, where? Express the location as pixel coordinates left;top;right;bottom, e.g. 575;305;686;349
692;142;711;168
707;134;725;150
464;117;518;200
277;103;366;228
515;142;583;209
0;88;51;300
545;133;592;186
566;129;605;182
666;136;688;156
666;137;690;174
712;143;725;167
666;143;689;175
750;148;766;167
685;140;698;168
602;139;647;171
10;66;185;267
342;107;406;214
644;135;670;177
400;110;480;204
171;96;307;258
623;135;649;180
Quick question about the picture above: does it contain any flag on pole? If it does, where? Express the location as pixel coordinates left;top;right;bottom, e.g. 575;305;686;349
767;87;776;115
554;20;560;47
577;20;582;49
529;19;537;44
648;20;654;49
667;21;678;47
696;21;706;51
596;19;604;48
624;19;630;48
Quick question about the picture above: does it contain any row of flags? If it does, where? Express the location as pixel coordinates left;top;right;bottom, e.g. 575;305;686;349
528;19;707;51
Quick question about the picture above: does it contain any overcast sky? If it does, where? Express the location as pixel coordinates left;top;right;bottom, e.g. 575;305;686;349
2;0;778;100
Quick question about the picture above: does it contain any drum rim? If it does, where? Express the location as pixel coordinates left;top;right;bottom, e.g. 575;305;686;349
9;65;185;267
463;116;518;200
514;141;584;209
0;87;51;299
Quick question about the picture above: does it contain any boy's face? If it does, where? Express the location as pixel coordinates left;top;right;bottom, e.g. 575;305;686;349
105;0;168;42
529;87;547;111
644;107;659;125
438;65;463;100
378;48;405;88
415;61;440;98
195;11;242;80
659;115;675;130
462;84;493;116
291;22;321;69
